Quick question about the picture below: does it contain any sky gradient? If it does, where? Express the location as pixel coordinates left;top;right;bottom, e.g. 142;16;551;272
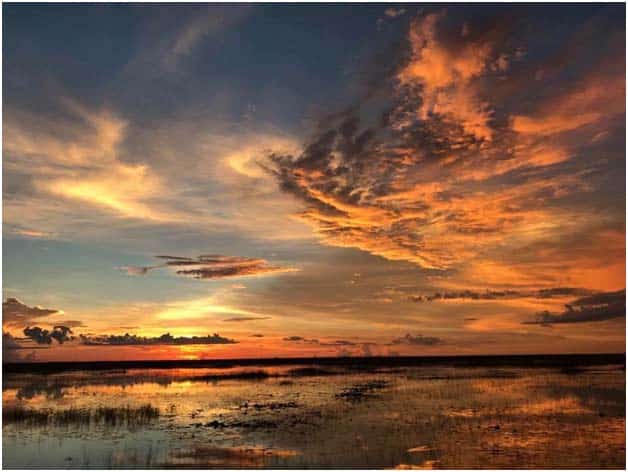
3;3;626;362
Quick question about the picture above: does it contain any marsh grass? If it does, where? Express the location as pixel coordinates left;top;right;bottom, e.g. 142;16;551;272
3;403;159;427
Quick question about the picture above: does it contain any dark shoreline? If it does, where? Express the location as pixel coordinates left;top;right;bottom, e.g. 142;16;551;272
3;353;625;375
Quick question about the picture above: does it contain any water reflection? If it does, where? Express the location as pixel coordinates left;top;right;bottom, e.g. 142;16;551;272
3;363;625;468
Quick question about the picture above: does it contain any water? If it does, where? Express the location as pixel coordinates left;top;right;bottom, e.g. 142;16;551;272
3;362;625;468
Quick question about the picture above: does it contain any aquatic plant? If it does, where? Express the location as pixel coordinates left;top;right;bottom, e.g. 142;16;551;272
3;403;160;427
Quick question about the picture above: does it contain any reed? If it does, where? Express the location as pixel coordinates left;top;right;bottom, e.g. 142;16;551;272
3;404;159;426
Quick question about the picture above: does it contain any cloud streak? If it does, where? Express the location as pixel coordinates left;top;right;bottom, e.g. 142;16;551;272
79;332;237;346
120;254;296;281
3;298;59;328
523;289;625;326
409;287;594;303
390;333;443;346
222;317;270;322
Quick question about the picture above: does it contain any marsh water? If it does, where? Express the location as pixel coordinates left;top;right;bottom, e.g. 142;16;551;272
3;359;625;469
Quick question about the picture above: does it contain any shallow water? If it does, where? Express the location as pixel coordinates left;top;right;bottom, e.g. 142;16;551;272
3;363;625;468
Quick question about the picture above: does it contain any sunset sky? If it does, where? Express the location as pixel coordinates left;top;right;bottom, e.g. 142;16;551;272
3;3;626;362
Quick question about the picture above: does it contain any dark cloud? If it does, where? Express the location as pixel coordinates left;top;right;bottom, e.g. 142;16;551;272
176;265;285;280
283;336;373;348
79;332;237;346
118;265;161;276
331;340;357;346
409;287;594;302
222;317;270;322
3;332;42;363
250;334;264;338
119;254;294;280
23;325;73;345
3;331;29;350
523;289;625;326
390;333;443;346
3;298;59;328
155;255;195;261
58;320;86;328
536;288;595;299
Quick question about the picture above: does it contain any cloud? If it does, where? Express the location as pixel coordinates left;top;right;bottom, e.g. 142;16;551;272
385;8;407;19
119;254;296;281
4;96;309;243
511;72;624;137
390;333;443;346
164;15;221;69
397;11;498;142
3;331;23;350
6;227;56;239
57;320;86;328
523;289;626;326
161;8;250;70
3;298;59;328
409;287;594;302
23;325;74;345
2;332;43;363
176;265;290;280
283;336;372;348
4;100;177;224
264;8;624;289
222;317;270;322
79;332;237;346
118;265;162;276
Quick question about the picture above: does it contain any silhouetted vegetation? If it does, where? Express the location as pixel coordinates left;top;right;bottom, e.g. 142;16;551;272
336;380;390;402
5;353;624;375
3;404;159;427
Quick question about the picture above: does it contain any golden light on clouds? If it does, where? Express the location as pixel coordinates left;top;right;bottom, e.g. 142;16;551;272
2;5;624;361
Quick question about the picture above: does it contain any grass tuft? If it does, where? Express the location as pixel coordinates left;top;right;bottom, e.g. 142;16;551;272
3;404;159;427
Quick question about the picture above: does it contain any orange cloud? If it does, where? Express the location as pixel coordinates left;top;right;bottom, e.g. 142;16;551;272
512;69;625;137
266;10;625;294
397;11;496;142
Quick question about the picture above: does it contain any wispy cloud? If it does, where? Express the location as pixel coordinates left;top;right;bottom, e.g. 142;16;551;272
390;333;443;346
120;254;296;281
161;7;251;70
3;298;59;328
282;336;373;348
409;287;594;303
385;8;407;19
523;289;626;326
4;100;177;225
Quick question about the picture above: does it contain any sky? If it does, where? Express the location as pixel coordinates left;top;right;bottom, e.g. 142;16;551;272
2;3;626;362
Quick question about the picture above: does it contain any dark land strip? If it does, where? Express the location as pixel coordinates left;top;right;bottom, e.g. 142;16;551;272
3;353;625;375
